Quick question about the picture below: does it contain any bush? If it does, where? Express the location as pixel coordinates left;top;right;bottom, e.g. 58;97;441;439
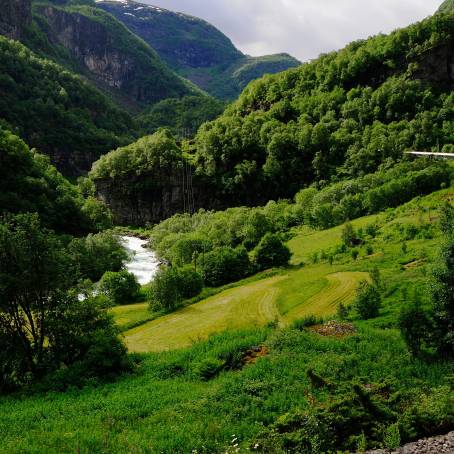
200;246;251;287
253;233;291;271
354;281;382;319
176;266;204;299
98;270;140;306
192;357;225;381
148;266;203;310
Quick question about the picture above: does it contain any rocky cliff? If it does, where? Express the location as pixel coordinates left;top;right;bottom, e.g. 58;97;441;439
33;4;195;109
0;0;31;39
95;172;220;225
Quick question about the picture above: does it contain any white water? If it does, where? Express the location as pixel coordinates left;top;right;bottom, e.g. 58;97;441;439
120;236;160;285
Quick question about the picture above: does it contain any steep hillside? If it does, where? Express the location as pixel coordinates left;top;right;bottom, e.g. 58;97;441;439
0;0;31;39
97;0;301;99
91;13;454;224
438;0;454;13
0;126;103;234
0;36;136;175
28;1;196;110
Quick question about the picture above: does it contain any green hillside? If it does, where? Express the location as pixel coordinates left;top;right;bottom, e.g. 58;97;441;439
0;36;136;175
1;184;453;452
97;0;301;99
438;0;454;13
27;1;196;110
189;13;454;203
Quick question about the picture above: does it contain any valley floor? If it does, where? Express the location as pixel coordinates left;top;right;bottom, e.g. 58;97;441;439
1;187;453;453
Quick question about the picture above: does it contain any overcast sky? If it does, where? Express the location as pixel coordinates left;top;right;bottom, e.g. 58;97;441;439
143;0;442;62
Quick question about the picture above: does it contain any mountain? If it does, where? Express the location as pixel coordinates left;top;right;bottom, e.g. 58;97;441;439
90;12;454;224
96;0;301;100
438;0;454;13
0;0;31;39
26;1;197;111
0;35;137;175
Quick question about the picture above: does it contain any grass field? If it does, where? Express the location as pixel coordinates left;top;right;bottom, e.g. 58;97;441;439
118;188;453;353
1;187;453;453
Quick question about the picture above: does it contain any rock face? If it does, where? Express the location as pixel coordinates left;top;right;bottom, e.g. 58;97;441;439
34;5;193;108
0;0;31;39
95;172;221;226
413;42;454;88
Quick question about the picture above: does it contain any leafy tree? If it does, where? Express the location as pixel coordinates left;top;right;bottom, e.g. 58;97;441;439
99;270;140;306
430;203;454;358
398;295;432;357
253;233;291;271
342;222;356;247
148;266;203;311
354;281;382;319
0;213;128;391
200;246;251;287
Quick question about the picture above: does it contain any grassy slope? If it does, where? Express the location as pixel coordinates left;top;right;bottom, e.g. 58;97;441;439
1;187;452;453
115;187;448;353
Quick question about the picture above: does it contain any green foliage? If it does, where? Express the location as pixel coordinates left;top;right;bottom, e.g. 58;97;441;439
148;266;203;311
192;357;225;381
0;127;108;234
0;36;135;175
0;213;128;392
192;13;454;200
291;315;324;330
253;233;291;271
90;129;182;180
438;0;454;13
430;203;454;358
99;270;140;306
354;281;382;319
68;231;128;282
137;96;225;137
200;246;251;287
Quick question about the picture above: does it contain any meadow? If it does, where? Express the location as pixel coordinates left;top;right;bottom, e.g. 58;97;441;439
1;187;453;453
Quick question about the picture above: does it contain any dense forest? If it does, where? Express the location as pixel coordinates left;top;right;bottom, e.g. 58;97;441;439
89;12;454;218
0;36;136;175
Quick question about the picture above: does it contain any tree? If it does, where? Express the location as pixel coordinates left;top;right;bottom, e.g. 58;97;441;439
99;270;140;306
354;281;382;319
0;214;128;391
342;222;356;247
398;295;432;357
200;246;251;287
430;203;454;359
148;266;203;311
253;233;291;271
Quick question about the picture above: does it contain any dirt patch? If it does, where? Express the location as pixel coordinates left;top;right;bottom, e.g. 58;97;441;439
404;259;426;269
242;346;269;365
310;321;357;338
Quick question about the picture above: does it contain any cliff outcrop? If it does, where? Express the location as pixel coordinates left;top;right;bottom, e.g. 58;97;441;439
0;0;31;39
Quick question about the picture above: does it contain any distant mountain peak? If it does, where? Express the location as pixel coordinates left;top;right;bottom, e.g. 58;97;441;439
96;0;300;99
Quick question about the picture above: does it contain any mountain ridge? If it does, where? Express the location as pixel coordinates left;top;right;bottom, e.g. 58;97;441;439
96;0;301;99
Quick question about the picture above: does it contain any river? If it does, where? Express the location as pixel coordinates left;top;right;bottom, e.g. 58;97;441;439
120;236;161;285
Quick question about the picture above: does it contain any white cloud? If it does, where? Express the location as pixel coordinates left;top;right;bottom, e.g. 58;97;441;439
143;0;442;61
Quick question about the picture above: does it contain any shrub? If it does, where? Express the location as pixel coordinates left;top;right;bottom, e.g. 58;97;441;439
253;233;291;271
398;296;433;357
192;357;225;381
148;266;203;310
176;266;204;299
351;249;359;261
99;270;140;306
354;281;382;319
200;246;251;287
